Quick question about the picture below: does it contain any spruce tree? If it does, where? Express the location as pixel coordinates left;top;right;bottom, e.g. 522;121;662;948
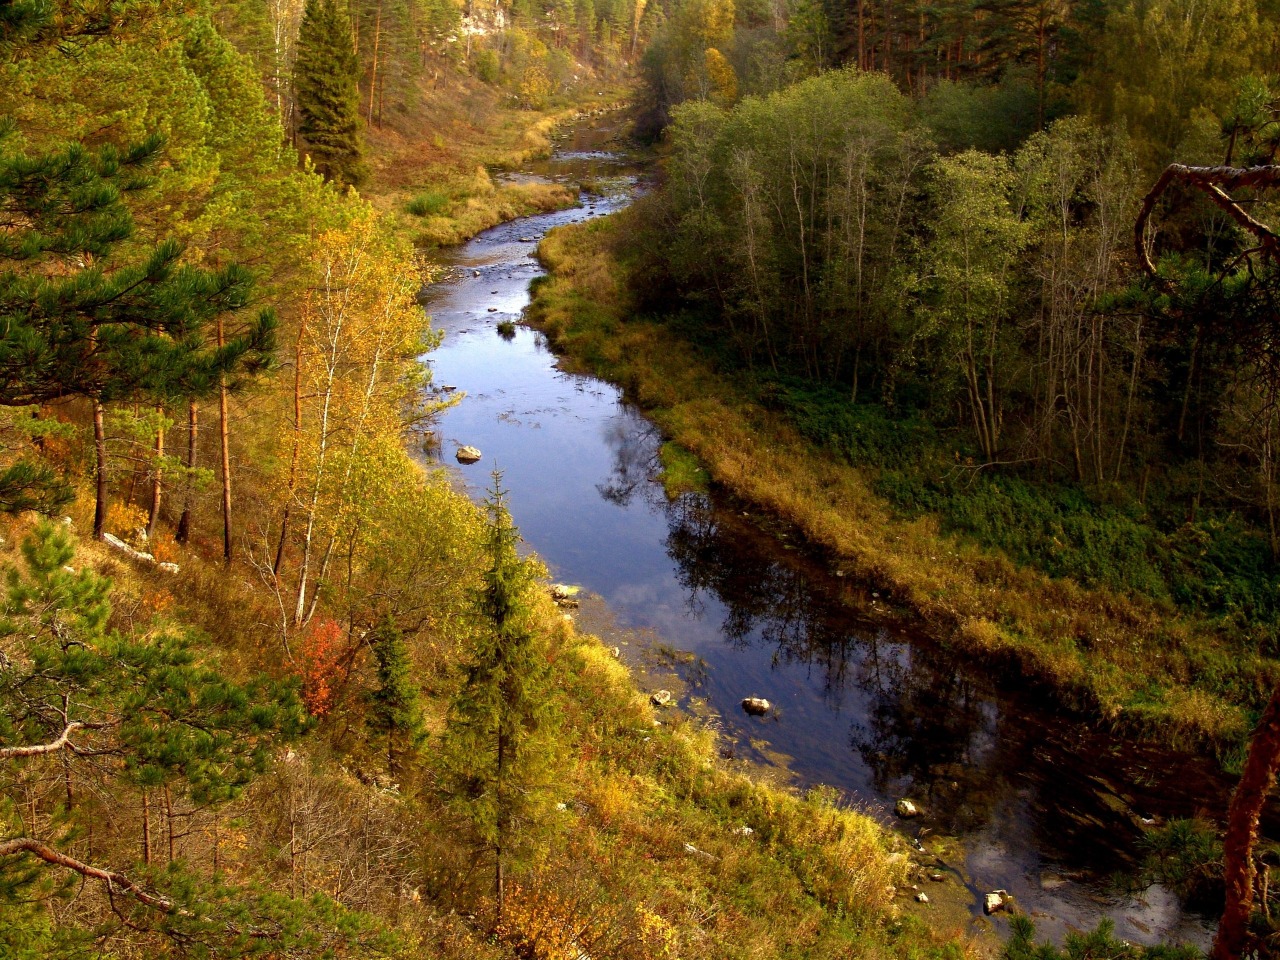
294;0;365;186
366;614;425;778
437;473;564;922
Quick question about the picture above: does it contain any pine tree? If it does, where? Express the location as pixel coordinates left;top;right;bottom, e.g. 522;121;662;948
366;614;425;777
437;473;563;923
0;137;277;535
295;0;366;186
0;521;307;915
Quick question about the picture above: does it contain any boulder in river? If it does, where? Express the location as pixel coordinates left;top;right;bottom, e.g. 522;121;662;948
984;890;1010;915
650;690;672;707
455;445;482;464
550;583;580;607
741;696;771;716
894;798;921;819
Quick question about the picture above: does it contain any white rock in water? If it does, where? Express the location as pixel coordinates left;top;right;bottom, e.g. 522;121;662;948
650;690;672;707
741;696;771;716
455;445;482;464
984;890;1009;915
894;798;921;819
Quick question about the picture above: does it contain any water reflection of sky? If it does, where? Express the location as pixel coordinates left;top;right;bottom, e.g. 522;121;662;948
418;127;1218;950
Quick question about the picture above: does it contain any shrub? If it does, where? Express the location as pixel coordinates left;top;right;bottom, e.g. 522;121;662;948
407;190;450;217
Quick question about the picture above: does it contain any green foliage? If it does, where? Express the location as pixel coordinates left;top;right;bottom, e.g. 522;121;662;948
406;188;450;216
437;474;564;900
1138;818;1224;906
128;872;406;957
657;441;709;498
0;523;308;804
472;47;501;84
1003;915;1199;960
367;614;426;776
0;138;277;408
0;460;72;515
295;0;365;186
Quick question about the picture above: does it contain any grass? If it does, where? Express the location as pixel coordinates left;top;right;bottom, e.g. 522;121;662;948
760;374;1279;632
2;494;969;960
658;441;709;498
407;189;451;217
527;208;1280;757
360;67;630;249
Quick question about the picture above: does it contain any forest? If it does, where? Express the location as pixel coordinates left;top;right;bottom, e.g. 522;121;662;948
2;0;1279;956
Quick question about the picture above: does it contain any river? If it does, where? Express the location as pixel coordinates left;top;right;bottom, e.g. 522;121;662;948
416;108;1223;950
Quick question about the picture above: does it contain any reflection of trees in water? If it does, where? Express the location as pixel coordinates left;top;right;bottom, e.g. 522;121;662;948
661;494;855;704
595;415;662;507
595;405;1168;869
656;471;1014;832
850;637;1004;833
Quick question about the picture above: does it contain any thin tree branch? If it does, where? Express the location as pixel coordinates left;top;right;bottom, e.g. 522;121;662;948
0;837;175;912
0;720;84;758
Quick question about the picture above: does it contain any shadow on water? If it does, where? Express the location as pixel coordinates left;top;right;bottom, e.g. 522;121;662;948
418;107;1244;951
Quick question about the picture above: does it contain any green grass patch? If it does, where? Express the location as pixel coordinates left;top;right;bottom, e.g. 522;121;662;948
657;441;709;498
406;189;451;217
756;373;1280;641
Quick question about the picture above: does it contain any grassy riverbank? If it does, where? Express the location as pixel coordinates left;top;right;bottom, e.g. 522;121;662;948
8;495;963;959
527;209;1280;759
362;73;630;248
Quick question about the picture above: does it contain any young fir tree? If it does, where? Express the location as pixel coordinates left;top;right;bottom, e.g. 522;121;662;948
437;473;564;923
294;0;365;186
366;614;425;778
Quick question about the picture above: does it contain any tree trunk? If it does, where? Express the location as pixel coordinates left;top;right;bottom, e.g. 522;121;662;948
141;791;152;866
274;320;307;576
164;785;175;863
1213;683;1280;960
93;400;108;540
367;0;382;127
217;317;233;563
176;401;198;543
147;404;164;540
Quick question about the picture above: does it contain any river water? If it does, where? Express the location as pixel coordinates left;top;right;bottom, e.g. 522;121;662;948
417;110;1223;950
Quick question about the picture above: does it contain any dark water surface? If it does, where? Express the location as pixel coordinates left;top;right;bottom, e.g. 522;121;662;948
418;111;1221;949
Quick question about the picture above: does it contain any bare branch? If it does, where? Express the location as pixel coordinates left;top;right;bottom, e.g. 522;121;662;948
0;721;84;759
1135;164;1280;283
0;837;175;912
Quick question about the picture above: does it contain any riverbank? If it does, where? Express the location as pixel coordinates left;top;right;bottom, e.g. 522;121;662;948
365;113;974;958
526;207;1277;758
363;72;631;249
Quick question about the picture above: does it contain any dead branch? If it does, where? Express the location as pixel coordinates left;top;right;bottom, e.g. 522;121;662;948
1135;164;1280;283
0;720;84;759
0;836;175;912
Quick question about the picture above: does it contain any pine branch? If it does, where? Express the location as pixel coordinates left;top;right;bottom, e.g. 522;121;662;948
1136;163;1280;284
0;837;175;912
